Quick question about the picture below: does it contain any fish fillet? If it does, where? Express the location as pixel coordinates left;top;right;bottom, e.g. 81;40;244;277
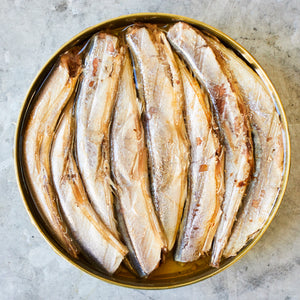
51;101;128;274
111;52;167;277
126;25;190;251
168;22;254;267
175;57;224;262
76;33;123;238
23;49;82;257
204;35;284;257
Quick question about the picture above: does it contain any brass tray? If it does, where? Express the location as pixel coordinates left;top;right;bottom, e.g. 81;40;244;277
14;13;290;289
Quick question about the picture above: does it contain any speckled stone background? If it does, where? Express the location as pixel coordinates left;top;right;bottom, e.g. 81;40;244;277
1;0;299;299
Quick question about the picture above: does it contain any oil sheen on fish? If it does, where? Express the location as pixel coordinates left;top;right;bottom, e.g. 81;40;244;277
76;33;124;238
51;101;128;274
126;25;190;251
23;50;82;257
111;52;167;277
174;57;224;262
168;22;254;267
204;35;284;257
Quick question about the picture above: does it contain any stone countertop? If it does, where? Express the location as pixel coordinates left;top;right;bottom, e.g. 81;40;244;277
1;0;299;299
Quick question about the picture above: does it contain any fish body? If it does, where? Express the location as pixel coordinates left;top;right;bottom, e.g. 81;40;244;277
51;102;128;274
23;50;82;257
76;33;123;238
126;25;190;251
111;53;166;277
168;22;254;267
175;57;224;262
205;35;284;257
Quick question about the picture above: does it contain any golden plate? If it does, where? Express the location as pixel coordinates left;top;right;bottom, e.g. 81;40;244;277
14;13;290;289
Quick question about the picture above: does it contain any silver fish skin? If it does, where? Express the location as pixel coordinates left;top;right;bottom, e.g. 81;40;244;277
168;22;254;267
51;102;128;274
126;25;190;251
111;52;167;277
23;50;82;258
205;35;284;258
174;57;224;262
76;33;123;238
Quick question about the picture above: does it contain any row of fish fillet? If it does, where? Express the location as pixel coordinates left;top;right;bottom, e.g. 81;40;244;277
23;22;284;277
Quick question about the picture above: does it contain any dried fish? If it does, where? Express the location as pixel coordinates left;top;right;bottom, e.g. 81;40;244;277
126;25;190;251
76;33;124;238
204;35;284;257
175;57;224;262
168;22;254;267
111;52;167;277
51;101;128;274
23;49;82;257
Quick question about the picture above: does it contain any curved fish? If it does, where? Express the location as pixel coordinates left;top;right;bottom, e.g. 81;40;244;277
126;25;190;251
111;52;167;277
204;35;284;257
76;33;124;238
23;49;82;257
175;57;224;262
51;101;128;274
168;22;254;267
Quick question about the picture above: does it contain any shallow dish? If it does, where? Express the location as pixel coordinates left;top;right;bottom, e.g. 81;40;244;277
14;13;290;289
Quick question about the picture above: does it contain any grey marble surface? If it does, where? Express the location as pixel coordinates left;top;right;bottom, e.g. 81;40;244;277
1;0;299;299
